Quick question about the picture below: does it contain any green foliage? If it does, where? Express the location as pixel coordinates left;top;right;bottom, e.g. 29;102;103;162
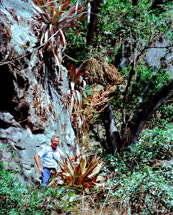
136;125;173;162
65;22;89;64
135;65;171;90
1;122;172;214
98;0;172;48
0;164;26;214
111;63;172;121
158;103;173;122
0;163;80;214
101;123;173;214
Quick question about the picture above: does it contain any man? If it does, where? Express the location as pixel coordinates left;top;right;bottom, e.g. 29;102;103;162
34;136;64;189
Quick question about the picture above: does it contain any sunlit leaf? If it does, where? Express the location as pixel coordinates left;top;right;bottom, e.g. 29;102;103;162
87;162;104;178
54;151;106;189
80;157;87;174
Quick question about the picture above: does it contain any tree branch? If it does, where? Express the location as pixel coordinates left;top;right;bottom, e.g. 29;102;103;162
128;80;173;147
133;49;169;120
102;102;123;154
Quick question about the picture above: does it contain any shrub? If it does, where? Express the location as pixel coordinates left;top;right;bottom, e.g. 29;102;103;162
101;123;173;214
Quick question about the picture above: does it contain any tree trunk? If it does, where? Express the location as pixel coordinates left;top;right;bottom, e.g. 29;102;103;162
103;81;173;154
86;0;103;46
102;102;123;154
123;80;173;147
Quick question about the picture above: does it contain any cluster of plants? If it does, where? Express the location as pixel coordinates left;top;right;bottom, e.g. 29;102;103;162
1;122;172;214
1;0;173;214
0;161;82;214
100;122;173;214
67;56;122;141
32;0;84;67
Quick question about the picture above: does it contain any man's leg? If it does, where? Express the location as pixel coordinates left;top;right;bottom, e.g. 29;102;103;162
41;168;52;189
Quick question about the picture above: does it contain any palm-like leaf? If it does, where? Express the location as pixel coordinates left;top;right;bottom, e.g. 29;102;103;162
52;151;106;189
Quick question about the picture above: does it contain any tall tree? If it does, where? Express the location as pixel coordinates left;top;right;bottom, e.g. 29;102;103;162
86;0;104;46
91;0;173;153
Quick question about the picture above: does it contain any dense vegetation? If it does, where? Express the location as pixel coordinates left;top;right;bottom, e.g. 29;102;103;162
65;0;173;153
1;122;173;214
0;0;173;214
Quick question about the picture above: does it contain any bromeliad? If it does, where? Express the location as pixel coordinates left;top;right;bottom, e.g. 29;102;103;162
33;0;84;66
49;150;106;189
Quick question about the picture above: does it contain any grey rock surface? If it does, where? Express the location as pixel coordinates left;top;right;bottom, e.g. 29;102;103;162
0;0;78;186
145;39;173;79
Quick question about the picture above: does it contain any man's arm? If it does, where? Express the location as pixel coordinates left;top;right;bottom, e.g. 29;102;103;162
34;154;43;174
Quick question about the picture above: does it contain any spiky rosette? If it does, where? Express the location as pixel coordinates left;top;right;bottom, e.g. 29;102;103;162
33;0;83;66
49;151;106;189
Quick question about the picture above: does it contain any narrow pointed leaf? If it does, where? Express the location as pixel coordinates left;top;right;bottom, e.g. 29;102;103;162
61;0;71;11
59;29;66;50
83;181;96;189
34;0;50;18
53;0;63;22
69;95;74;115
96;176;107;182
87;162;104;178
34;0;43;7
80;157;87;174
48;0;54;18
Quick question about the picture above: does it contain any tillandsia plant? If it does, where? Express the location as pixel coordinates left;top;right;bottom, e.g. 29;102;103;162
81;84;118;126
68;58;123;124
33;0;84;66
67;61;88;132
68;60;88;85
49;151;106;189
66;58;123;139
68;61;88;109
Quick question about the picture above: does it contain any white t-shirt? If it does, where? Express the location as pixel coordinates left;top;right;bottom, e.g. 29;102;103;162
38;146;64;169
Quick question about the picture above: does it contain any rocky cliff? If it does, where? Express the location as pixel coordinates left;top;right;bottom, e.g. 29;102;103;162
0;0;77;186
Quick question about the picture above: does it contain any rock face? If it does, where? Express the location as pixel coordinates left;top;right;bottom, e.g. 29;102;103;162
0;0;78;186
145;39;173;78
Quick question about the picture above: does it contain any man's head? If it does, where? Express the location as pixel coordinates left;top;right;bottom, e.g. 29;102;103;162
51;136;60;150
